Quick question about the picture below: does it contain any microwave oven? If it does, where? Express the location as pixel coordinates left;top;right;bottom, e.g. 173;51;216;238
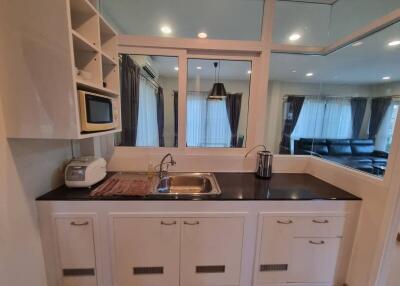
78;90;119;132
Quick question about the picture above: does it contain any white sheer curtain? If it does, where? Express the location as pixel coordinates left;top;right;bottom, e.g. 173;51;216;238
375;102;399;151
136;77;159;147
321;98;353;139
291;97;353;151
186;91;231;147
186;91;207;147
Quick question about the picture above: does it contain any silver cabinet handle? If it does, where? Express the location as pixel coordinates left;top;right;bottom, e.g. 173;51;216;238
309;240;325;245
184;221;200;225
312;219;329;224
161;221;177;226
70;221;89;226
277;220;293;224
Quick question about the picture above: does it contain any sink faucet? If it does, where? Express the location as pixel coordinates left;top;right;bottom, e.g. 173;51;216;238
159;153;176;179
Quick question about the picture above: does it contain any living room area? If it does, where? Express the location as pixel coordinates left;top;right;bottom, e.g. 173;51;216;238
264;21;400;176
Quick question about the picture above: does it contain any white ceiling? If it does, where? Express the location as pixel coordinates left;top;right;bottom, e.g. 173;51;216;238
151;57;252;80
100;0;264;40
269;21;400;85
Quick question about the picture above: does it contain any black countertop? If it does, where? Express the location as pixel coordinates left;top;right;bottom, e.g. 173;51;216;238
36;173;361;201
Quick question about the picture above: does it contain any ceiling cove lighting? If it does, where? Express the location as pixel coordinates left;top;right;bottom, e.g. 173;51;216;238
174;66;179;71
208;61;227;100
306;72;314;77
198;32;208;39
382;76;391;80
388;40;400;47
161;25;172;35
289;33;301;41
352;41;363;47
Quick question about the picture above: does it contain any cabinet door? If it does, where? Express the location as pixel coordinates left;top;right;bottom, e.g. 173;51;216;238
180;217;244;286
256;216;296;284
112;217;180;286
289;237;341;283
55;217;97;286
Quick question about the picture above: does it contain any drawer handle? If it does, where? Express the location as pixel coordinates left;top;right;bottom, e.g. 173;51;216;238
133;266;163;275
309;240;325;245
160;221;177;226
63;268;95;276
277;220;293;224
312;219;329;224
196;265;225;273
70;221;89;226
184;221;200;225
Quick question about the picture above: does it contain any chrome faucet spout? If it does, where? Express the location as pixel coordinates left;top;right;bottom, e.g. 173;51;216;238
159;153;176;179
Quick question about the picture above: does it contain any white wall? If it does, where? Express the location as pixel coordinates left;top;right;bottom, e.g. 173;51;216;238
0;3;75;285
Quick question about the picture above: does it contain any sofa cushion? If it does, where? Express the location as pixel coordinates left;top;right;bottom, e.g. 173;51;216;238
298;139;328;155
328;144;352;155
351;144;374;155
327;139;351;145
351;139;374;145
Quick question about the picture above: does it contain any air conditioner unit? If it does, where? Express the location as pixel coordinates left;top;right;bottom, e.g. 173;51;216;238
130;55;159;79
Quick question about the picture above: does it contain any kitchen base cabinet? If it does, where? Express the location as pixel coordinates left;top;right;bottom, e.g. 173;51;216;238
37;201;360;286
180;217;244;286
289;237;341;283
255;214;348;286
54;217;98;286
112;217;180;286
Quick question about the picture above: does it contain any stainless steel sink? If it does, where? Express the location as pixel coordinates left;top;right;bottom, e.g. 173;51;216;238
153;173;221;196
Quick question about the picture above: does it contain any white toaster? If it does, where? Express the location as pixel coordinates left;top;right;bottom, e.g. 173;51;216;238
65;156;107;188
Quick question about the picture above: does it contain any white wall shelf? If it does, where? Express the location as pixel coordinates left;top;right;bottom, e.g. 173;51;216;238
3;0;120;139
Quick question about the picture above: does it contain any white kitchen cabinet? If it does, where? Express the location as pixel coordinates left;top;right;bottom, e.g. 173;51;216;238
112;217;180;286
54;217;97;286
289;237;341;283
255;214;346;285
180;217;244;286
4;0;120;139
257;216;297;284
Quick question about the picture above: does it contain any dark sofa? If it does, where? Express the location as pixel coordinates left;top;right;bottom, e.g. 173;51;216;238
294;138;388;174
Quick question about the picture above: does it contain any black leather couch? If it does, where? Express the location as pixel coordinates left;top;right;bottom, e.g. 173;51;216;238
294;138;388;174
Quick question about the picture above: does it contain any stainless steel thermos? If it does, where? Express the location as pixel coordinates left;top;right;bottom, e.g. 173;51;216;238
245;145;273;179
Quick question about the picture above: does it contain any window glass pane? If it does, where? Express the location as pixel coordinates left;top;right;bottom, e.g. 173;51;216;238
116;54;178;147
186;59;251;148
267;20;400;177
100;0;265;40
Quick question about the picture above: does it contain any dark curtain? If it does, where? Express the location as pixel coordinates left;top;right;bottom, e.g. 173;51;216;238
225;93;242;147
173;91;178;147
279;96;305;154
120;54;140;146
156;87;165;147
369;97;392;139
350;97;367;138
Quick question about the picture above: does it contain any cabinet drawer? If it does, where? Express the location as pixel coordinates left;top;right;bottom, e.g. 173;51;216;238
54;217;97;286
289;237;341;283
295;216;345;237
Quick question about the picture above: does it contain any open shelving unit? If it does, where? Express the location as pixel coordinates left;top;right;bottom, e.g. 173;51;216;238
68;0;121;137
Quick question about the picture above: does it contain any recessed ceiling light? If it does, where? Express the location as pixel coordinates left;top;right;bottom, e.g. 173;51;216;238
292;70;297;73
161;25;172;34
382;76;391;80
196;66;202;70
388;40;400;47
198;32;208;39
306;72;314;77
352;41;363;47
174;66;179;71
289;33;301;41
247;70;252;74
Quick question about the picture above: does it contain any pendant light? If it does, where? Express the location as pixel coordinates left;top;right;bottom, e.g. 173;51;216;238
208;61;226;100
